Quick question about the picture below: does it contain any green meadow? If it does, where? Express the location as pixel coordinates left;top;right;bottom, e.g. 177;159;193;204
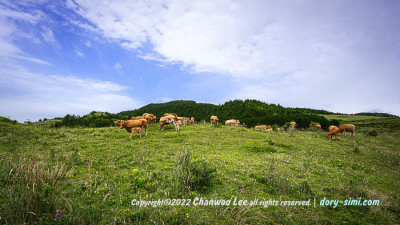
0;115;399;224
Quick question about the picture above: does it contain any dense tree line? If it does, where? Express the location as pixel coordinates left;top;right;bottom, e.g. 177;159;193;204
355;112;398;117
213;100;339;129
51;99;340;130
116;100;218;122
290;107;339;115
54;111;116;128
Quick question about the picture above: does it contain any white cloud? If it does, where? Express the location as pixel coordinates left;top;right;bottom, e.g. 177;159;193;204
0;2;143;122
75;49;85;57
69;0;400;115
0;4;43;24
69;0;370;78
40;26;56;43
114;62;122;71
85;40;92;47
0;64;141;122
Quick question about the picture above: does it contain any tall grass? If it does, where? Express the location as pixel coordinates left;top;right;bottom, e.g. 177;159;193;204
0;156;73;224
172;149;217;196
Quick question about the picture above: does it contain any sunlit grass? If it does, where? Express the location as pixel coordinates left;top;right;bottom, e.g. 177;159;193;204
1;116;399;224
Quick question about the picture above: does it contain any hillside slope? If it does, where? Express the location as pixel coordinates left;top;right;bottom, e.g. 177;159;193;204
0;115;399;224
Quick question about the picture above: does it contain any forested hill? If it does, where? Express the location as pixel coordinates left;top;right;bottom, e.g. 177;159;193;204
50;99;340;129
116;100;218;122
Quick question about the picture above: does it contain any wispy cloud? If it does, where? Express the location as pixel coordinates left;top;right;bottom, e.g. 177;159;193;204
40;26;56;43
0;63;141;122
0;2;51;63
114;62;122;71
75;49;84;57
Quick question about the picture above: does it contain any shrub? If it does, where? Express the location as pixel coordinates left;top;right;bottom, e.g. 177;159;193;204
367;129;378;137
173;150;216;194
299;181;313;196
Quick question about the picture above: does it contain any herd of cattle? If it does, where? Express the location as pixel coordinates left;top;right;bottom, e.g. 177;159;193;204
114;113;355;141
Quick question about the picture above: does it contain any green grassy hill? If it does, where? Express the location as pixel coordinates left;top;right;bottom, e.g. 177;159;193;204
0;115;399;224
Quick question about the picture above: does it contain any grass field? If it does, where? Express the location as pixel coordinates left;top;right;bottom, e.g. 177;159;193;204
1;115;399;224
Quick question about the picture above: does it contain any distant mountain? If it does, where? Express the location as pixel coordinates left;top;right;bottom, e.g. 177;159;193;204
354;112;398;117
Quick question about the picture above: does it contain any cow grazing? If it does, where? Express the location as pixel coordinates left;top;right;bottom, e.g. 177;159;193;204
149;115;156;125
143;113;157;125
255;125;272;131
177;117;188;126
114;120;124;127
255;125;265;130
120;119;148;138
184;117;191;125
326;125;339;142
338;124;356;136
310;123;322;131
289;122;297;130
210;115;219;125
159;115;179;131
190;117;195;124
163;113;178;120
225;119;240;126
328;125;336;131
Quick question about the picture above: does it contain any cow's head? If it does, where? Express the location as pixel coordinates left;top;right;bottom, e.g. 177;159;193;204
325;134;331;140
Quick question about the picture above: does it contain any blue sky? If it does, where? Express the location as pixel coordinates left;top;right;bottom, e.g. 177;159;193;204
1;0;399;122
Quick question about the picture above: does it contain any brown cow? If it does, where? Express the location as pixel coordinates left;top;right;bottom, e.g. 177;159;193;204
177;117;188;126
310;123;322;131
159;115;179;131
326;125;339;142
120;119;148;138
114;120;124;127
131;116;145;120
184;117;191;125
150;115;157;125
338;124;355;136
164;113;178;120
255;125;272;131
130;127;144;138
210;115;219;125
190;117;195;124
225;119;240;126
255;125;265;130
143;113;157;125
289;121;297;130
